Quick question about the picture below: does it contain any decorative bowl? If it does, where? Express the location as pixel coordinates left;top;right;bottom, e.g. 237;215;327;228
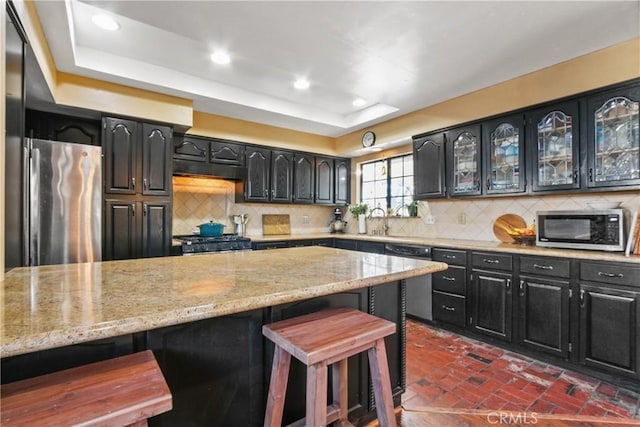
512;235;536;246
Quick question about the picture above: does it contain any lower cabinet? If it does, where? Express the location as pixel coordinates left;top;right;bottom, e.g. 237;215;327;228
470;270;513;342
104;199;172;260
518;276;570;358
578;283;639;378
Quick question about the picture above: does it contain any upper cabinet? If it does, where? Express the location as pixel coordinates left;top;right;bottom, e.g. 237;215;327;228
103;117;172;196
527;101;580;192
586;86;640;189
484;114;526;195
243;146;272;202
315;156;335;205
334;158;351;206
448;125;481;197
270;150;294;203
293;153;315;204
413;132;446;199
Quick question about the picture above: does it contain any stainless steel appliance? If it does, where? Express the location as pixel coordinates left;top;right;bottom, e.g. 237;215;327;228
175;235;252;255
24;139;102;266
384;243;433;321
536;209;626;251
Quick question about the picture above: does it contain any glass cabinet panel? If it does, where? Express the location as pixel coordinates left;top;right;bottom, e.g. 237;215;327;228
537;111;575;187
452;131;479;194
593;96;640;183
489;123;521;191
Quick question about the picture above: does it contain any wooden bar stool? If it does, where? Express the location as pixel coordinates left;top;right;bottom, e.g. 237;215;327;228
1;350;172;427
263;307;397;427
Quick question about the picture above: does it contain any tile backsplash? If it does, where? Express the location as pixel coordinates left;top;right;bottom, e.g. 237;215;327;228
173;177;640;242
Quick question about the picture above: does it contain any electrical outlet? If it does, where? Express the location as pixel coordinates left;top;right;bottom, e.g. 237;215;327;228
302;215;310;224
426;215;436;225
458;213;467;225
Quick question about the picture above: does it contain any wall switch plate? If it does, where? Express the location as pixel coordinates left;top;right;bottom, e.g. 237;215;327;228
426;215;436;225
302;215;310;224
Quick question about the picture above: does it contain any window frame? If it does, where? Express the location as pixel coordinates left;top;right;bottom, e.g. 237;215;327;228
359;153;414;217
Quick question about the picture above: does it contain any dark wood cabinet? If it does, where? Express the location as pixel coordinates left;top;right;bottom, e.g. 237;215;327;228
586;85;640;189
26;110;101;146
335;239;358;251
173;135;208;161
173;135;245;166
446;125;482;197
483;113;526;195
210;139;244;166
470;269;513;342
518;276;570;358
334;158;351;205
243;146;272;202
293;153;315;204
413;132;446;199
104;199;171;260
315;156;335;205
578;283;639;379
103;118;172;197
270;150;294;203
147;311;265;427
527;101;581;192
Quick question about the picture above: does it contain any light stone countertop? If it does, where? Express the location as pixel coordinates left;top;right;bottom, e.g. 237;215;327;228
249;233;640;264
0;246;447;358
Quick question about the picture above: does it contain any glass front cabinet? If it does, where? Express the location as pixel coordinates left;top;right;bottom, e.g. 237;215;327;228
483;114;526;194
528;101;580;192
587;87;640;188
447;125;482;196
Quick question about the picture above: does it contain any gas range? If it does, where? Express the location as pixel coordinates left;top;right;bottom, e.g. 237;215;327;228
174;234;252;254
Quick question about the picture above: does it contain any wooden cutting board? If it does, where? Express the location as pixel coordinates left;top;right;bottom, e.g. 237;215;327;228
493;214;526;243
262;214;291;235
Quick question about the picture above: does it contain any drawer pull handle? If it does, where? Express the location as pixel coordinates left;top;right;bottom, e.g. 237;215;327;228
442;276;456;281
533;264;553;270
483;258;499;264
443;254;456;260
442;305;456;312
597;271;623;279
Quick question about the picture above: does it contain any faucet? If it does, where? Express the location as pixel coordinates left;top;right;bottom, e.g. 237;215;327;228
369;207;389;236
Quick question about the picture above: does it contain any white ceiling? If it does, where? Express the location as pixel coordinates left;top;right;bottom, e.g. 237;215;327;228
33;0;640;137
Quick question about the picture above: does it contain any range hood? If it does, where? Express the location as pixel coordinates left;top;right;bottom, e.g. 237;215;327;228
173;159;247;181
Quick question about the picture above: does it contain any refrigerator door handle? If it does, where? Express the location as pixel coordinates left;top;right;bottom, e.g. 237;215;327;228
23;141;31;265
29;143;41;266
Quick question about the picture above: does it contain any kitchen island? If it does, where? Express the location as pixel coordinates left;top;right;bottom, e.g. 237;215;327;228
1;246;447;426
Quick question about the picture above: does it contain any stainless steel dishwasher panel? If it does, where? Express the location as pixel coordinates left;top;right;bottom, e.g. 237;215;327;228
384;243;433;321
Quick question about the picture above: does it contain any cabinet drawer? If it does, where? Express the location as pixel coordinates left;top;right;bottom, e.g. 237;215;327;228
433;266;466;295
580;262;640;287
433;249;467;266
472;252;512;271
433;291;466;327
520;257;570;278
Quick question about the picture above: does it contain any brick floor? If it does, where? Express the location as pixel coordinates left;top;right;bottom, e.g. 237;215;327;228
403;320;640;420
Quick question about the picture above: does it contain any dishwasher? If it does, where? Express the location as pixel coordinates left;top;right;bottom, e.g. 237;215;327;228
384;243;433;321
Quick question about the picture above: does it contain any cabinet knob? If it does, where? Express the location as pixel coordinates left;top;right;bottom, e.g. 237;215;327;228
143;178;148;191
442;276;456;281
597;271;623;279
482;258;499;264
580;289;586;307
131;203;136;216
533;263;553;270
519;280;525;296
131;177;136;190
442;305;456;312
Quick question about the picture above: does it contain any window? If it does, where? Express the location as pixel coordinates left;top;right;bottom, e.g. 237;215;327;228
360;154;414;216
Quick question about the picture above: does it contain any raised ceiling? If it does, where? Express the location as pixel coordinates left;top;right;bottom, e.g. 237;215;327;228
33;1;640;137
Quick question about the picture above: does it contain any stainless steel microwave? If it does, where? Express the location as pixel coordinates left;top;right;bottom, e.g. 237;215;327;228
536;210;625;252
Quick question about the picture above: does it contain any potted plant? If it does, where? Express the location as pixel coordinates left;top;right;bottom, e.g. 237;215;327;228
407;200;419;217
349;203;369;234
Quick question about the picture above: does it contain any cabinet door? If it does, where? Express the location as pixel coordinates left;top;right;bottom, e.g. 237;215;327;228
586;86;640;188
518;276;570;358
484;114;526;194
334;158;351;205
270;150;293;203
141;200;172;258
447;125;482;196
210;139;244;166
244;146;271;202
104;118;139;195
141;123;172;196
173;135;208;162
293;153;315;204
528;101;581;192
104;200;139;260
315;156;335;204
413;133;445;199
579;283;639;378
471;270;512;341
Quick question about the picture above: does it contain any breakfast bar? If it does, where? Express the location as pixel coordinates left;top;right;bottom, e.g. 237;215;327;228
1;246;447;426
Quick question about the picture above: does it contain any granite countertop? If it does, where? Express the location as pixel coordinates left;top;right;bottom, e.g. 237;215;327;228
0;246;447;358
249;233;640;264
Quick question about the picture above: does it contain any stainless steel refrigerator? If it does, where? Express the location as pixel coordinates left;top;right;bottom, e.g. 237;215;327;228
24;138;102;266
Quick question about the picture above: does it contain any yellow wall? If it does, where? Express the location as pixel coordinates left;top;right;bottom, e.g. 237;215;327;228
339;37;640;157
190;112;335;154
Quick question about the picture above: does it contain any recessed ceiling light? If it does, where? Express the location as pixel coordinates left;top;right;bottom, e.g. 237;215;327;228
293;78;310;90
210;51;231;65
353;98;367;107
91;14;119;31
